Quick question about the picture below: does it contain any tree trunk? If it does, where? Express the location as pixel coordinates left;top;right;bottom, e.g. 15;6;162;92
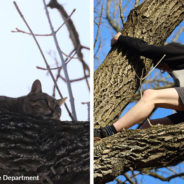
0;110;89;184
94;0;184;127
94;123;184;184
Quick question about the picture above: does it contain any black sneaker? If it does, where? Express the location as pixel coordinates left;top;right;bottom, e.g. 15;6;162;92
94;127;108;138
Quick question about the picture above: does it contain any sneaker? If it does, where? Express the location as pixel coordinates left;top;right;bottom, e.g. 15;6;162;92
94;127;108;138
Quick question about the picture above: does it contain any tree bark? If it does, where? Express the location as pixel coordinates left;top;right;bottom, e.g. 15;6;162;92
94;123;184;184
94;0;184;127
0;110;89;184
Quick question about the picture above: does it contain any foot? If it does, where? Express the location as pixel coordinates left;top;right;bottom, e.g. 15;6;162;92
94;127;109;138
94;125;117;138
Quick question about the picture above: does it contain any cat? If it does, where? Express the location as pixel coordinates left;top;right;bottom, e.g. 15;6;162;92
0;80;67;120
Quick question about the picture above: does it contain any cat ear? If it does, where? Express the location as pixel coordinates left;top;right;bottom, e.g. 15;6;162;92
31;80;42;94
57;97;67;106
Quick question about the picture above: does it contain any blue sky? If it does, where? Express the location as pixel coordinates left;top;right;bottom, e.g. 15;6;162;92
0;0;90;121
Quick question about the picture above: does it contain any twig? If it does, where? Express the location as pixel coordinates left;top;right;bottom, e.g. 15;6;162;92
43;0;77;121
64;49;77;64
142;54;166;80
49;48;79;61
59;75;90;83
37;64;90;83
144;171;184;182
36;68;90;83
48;0;90;91
94;0;104;48
13;1;74;121
106;0;120;32
123;173;135;184
135;54;166;127
37;50;77;71
172;27;184;42
115;178;123;183
119;0;125;25
11;9;76;37
51;49;77;97
134;0;140;8
81;45;90;50
57;49;78;60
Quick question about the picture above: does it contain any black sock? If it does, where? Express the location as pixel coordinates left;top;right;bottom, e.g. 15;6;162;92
105;125;117;136
94;125;118;138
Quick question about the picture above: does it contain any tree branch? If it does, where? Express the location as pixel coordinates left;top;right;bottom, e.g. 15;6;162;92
94;0;104;48
106;0;120;32
11;9;76;37
42;0;77;121
144;170;184;182
47;0;90;91
0;110;89;184
94;123;184;184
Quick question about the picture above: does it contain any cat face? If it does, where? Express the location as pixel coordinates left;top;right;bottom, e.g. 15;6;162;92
23;80;67;120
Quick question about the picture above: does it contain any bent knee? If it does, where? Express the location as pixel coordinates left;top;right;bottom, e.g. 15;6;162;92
142;89;156;101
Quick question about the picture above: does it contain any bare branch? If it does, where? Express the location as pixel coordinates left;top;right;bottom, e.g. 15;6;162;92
123;173;135;184
173;26;184;42
106;0;121;32
59;75;90;83
13;1;74;120
134;0;140;8
94;0;104;48
48;0;90;91
11;9;76;36
119;0;125;25
43;0;77;120
144;171;184;182
81;45;90;50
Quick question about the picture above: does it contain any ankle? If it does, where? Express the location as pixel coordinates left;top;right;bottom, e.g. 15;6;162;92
102;125;117;137
94;125;118;138
106;125;117;135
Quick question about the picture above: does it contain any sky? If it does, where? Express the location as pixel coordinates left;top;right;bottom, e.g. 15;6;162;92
94;0;184;183
0;0;90;121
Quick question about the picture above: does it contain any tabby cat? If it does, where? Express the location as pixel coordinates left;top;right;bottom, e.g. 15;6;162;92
0;80;67;120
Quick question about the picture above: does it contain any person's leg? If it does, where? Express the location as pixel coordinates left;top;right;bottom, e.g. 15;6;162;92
113;88;184;131
141;111;184;129
94;88;184;138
